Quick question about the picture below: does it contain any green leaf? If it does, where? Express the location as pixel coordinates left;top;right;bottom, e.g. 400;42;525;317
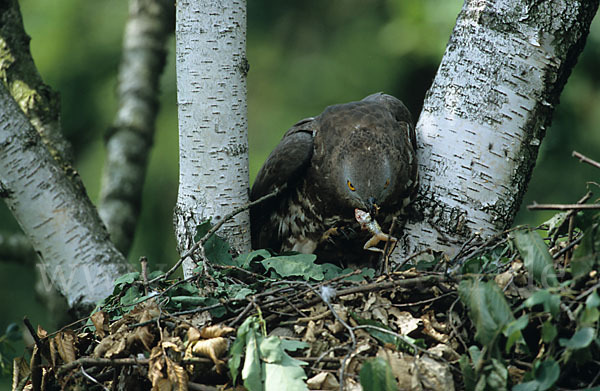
512;230;558;288
579;307;599;326
514;359;560;391
280;339;309;352
459;279;515;349
559;327;596;349
359;357;397;391
114;272;140;287
541;321;557;343
486;359;508;391
262;254;323;280
194;221;233;265
522;289;560;318
259;336;308;391
543;212;568;236
120;286;142;311
586;290;600;309
459;354;477;391
231;287;255;300
229;317;258;384
571;217;599;278
236;249;272;268
169;296;210;306
503;314;528;353
534;359;559;391
242;323;263;391
229;317;308;391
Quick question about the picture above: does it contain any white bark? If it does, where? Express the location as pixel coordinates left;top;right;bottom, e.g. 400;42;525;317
175;0;250;276
398;0;597;257
98;0;173;255
0;84;130;309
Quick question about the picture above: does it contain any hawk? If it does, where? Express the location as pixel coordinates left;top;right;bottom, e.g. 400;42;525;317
250;93;418;263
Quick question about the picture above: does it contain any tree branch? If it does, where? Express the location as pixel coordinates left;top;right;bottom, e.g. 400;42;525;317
0;0;76;170
0;232;36;265
0;82;131;310
98;0;174;255
573;150;600;170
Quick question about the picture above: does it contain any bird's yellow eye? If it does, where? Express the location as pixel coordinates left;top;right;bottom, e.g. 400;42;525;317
347;180;356;191
384;179;390;189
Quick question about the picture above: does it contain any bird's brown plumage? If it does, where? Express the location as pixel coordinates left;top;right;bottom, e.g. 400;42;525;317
250;93;417;262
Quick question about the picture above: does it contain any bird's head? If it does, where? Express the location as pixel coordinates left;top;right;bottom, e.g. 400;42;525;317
338;149;395;216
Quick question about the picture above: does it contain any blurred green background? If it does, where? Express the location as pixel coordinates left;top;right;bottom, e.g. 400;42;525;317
1;0;599;380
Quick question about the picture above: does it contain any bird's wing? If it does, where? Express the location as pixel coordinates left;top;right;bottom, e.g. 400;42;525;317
250;117;316;201
361;92;417;151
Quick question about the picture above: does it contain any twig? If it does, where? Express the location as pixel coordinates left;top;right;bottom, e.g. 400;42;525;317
551;191;592;247
23;317;43;351
552;233;584;260
573;151;600;169
140;256;149;296
81;366;110;391
382;216;398;275
150;186;284;284
57;356;212;376
527;203;600;211
393;248;434;272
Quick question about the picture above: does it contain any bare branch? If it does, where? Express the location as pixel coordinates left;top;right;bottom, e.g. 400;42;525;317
527;203;600;211
573;150;600;170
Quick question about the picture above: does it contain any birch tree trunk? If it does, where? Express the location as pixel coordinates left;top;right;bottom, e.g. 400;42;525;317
0;83;131;309
98;0;173;256
397;0;598;258
174;0;250;276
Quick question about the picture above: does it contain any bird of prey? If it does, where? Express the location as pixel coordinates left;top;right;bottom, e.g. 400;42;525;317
250;93;418;263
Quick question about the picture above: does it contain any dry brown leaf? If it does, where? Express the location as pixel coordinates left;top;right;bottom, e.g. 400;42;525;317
36;325;48;339
149;346;167;390
94;332;128;358
152;378;173;391
200;324;235;339
412;356;454;391
344;378;362;391
49;337;58;368
91;310;109;338
56;330;77;363
421;312;449;343
377;348;414;387
166;356;189;391
390;310;421;335
304;320;317;342
428;344;460;362
307;372;339;390
187;327;201;343
12;356;30;391
133;325;155;351
190;337;228;365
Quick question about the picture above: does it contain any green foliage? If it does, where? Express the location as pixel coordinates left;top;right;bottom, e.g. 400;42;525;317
359;357;397;391
459;280;519;352
458;212;600;390
571;215;600;278
512;360;559;391
460;346;509;391
0;324;21;376
511;230;558;288
229;316;309;391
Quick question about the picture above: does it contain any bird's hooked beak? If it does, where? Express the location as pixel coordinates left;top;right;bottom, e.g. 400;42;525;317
366;197;380;216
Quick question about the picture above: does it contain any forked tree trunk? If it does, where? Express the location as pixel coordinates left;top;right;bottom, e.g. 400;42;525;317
174;0;250;276
397;0;598;258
